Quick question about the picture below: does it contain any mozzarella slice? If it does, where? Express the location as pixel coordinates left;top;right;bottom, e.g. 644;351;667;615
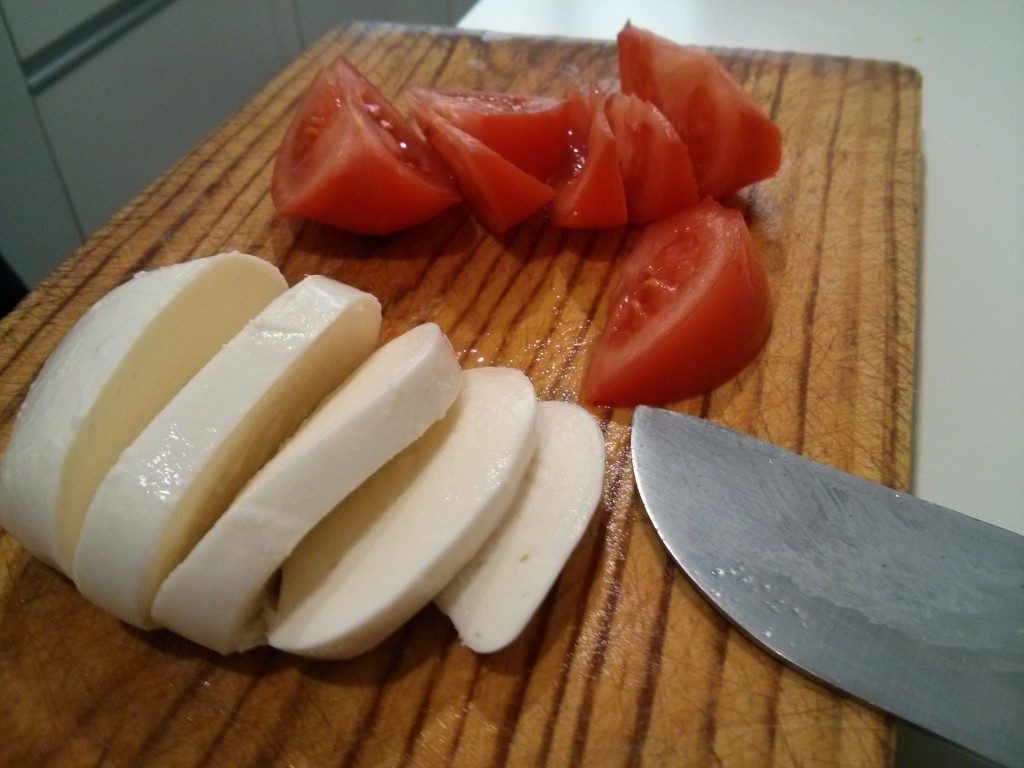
151;323;461;654
72;275;381;628
0;252;287;574
266;366;538;659
435;400;604;653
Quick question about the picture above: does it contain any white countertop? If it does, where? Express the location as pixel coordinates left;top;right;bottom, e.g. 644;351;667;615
459;0;1024;536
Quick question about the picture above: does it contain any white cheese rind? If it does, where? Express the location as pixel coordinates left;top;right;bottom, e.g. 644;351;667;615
151;323;461;654
72;275;381;628
435;400;604;653
0;252;287;574
266;366;538;659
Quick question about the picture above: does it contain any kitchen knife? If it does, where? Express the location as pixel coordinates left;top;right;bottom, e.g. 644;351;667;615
630;406;1023;768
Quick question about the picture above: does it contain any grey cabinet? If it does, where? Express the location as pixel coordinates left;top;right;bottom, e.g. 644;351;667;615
1;0;476;289
0;14;81;288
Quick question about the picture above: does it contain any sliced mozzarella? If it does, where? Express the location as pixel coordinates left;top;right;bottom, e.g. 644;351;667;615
72;276;381;628
0;252;286;574
151;323;462;654
266;366;538;659
435;400;604;653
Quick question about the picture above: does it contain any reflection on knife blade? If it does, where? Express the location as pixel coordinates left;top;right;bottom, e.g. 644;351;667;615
630;406;1024;768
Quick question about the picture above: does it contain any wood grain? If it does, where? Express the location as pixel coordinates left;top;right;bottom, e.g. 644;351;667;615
0;22;920;767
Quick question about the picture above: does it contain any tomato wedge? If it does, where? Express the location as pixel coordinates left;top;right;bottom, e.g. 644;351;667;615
617;23;782;200
549;89;628;229
271;55;460;235
414;110;556;233
605;93;699;223
582;198;772;406
405;87;574;182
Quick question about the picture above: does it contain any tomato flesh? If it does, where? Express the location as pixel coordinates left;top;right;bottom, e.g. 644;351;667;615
605;93;699;223
617;23;782;199
583;198;772;406
549;89;629;229
271;54;460;235
405;87;574;182
415;111;556;233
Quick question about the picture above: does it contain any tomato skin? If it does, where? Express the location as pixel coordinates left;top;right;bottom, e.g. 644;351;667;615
415;110;556;233
605;93;699;223
405;87;574;182
582;198;772;406
549;89;629;229
271;54;460;235
617;23;782;200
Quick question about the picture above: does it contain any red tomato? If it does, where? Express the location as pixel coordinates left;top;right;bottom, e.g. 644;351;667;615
549;89;628;229
415;111;556;233
582;198;772;406
605;93;699;223
617;23;782;200
271;54;460;235
405;87;574;182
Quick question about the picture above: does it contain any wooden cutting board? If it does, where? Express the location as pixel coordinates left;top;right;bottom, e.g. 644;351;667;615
0;22;919;767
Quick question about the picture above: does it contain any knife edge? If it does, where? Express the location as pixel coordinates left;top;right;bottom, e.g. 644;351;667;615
630;406;1024;768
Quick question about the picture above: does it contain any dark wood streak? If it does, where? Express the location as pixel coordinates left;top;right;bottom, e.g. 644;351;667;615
724;49;755;87
884;63;908;492
522;404;613;766
400;222;618;767
334;24;414;84
768;52;792;122
623;489;673;768
339;622;419;768
471;221;628;761
190;653;281;767
568;426;637;765
486;227;575;368
472;236;623;766
488;233;614;762
486;591;559;767
372;29;460;100
795;58;849;456
127;661;215;765
326;215;481;322
542;229;631;399
698;618;733;763
439;653;482;766
527;226;630;401
448;224;554;363
448;247;521;359
245;659;323;767
0;565;78;765
747;52;792;436
406;29;463;94
398;642;451;767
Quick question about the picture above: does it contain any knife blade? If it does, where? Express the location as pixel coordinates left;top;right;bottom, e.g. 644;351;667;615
630;406;1024;768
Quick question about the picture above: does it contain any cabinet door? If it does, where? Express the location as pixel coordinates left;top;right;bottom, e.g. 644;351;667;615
450;0;477;23
33;0;301;237
0;0;121;59
0;15;82;288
